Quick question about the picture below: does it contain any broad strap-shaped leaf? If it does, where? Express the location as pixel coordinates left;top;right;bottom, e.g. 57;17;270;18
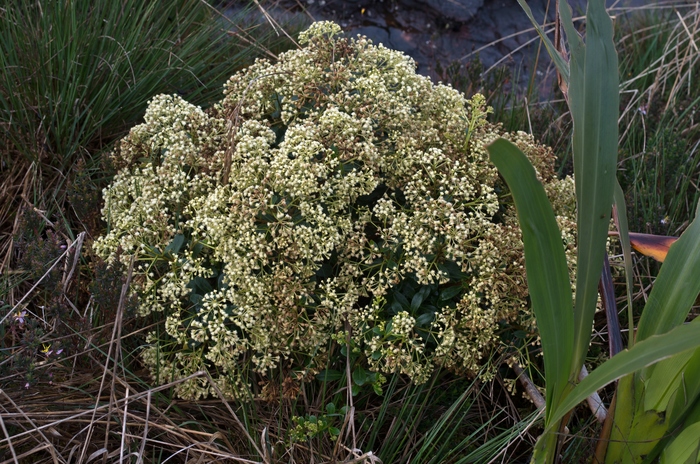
660;421;700;464
636;201;700;341
562;0;620;378
547;318;700;428
628;232;678;263
605;373;637;462
667;347;700;431
488;138;574;422
622;349;700;462
643;348;697;412
631;387;700;464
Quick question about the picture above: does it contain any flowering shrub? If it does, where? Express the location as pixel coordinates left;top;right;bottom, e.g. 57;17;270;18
94;22;576;400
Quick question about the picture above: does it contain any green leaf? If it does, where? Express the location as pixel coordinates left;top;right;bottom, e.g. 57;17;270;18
393;290;410;310
144;245;162;257
189;276;213;294
487;138;574;422
438;285;462;301
352;366;369;386
637;202;700;341
515;0;570;83
565;0;620;377
436;260;467;280
410;286;432;312
164;233;185;255
667;348;700;430
613;180;636;348
217;272;228;291
660;421;700;464
547;319;700;429
192;241;204;259
643;348;696;412
605;374;637;461
415;312;435;327
644;394;700;463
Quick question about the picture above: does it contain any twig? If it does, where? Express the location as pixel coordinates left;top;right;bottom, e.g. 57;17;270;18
196;0;282;60
251;0;299;46
335;443;383;463
0;371;210;447
511;361;545;410
62;231;85;295
512;360;606;426
0;398;19;464
79;256;134;463
136;390;150;464
0;443;55;464
119;388;129;464
20;195;69;242
0;389;63;463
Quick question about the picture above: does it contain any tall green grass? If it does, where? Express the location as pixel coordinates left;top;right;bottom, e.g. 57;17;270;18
0;0;301;265
0;0;293;169
616;5;700;236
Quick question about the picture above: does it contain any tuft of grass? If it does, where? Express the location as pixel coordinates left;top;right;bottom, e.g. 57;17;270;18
0;0;293;169
0;0;300;271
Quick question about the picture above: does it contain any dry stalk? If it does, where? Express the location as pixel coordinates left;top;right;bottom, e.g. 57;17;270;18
343;320;357;454
79;256;133;463
202;369;265;459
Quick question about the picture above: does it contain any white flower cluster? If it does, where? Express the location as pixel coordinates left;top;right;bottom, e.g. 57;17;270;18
95;22;577;400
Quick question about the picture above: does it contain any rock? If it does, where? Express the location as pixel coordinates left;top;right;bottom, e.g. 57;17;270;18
425;0;485;23
354;26;419;58
242;0;646;87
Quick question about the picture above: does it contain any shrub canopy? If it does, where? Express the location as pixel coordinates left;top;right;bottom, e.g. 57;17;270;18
95;22;576;400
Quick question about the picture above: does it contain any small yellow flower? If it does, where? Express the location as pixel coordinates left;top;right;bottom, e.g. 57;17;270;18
40;344;51;354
